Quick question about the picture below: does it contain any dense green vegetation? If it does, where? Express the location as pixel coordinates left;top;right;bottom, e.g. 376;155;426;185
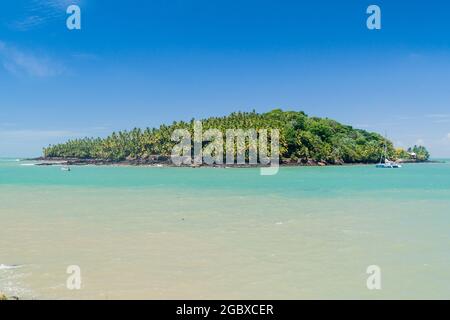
394;145;430;162
43;109;429;164
407;146;431;162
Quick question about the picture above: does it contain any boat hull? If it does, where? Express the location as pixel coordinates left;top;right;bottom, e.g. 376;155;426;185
376;163;402;168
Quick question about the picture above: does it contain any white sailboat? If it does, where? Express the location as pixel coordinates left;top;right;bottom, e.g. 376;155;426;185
376;137;402;169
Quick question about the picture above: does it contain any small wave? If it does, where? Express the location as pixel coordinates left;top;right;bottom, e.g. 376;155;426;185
0;158;22;163
20;163;35;166
0;264;22;270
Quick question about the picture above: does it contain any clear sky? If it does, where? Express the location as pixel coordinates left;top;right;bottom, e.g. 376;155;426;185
1;0;450;157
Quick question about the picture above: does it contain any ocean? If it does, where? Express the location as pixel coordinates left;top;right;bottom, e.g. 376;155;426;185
1;158;449;299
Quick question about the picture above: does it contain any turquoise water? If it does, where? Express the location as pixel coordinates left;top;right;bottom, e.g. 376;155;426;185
1;158;449;299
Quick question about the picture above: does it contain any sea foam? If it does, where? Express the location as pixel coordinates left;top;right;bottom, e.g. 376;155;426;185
0;264;22;270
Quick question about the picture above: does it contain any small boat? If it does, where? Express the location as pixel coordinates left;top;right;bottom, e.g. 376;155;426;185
61;166;71;172
376;135;402;169
376;161;402;169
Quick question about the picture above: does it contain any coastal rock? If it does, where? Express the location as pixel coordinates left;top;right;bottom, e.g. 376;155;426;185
296;158;322;166
283;158;294;165
156;155;170;162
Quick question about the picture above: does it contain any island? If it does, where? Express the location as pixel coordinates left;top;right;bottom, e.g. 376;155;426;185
38;109;430;166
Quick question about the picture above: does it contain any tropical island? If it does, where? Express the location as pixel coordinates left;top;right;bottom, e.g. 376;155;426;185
39;109;430;166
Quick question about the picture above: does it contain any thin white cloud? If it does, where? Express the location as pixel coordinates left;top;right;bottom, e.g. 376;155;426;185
0;127;87;157
0;129;85;141
9;0;83;31
0;41;64;77
447;133;450;141
424;114;450;124
394;115;416;121
10;15;47;31
426;114;450;119
433;119;450;124
44;0;80;10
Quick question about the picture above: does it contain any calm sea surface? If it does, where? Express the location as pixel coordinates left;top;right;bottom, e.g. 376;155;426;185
1;158;449;299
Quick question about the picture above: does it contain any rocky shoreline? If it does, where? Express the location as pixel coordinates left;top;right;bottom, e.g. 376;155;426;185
28;156;435;167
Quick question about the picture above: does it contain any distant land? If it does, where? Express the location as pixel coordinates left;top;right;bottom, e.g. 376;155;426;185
39;110;430;166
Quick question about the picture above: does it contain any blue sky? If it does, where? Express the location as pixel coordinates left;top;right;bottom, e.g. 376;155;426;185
1;0;450;157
